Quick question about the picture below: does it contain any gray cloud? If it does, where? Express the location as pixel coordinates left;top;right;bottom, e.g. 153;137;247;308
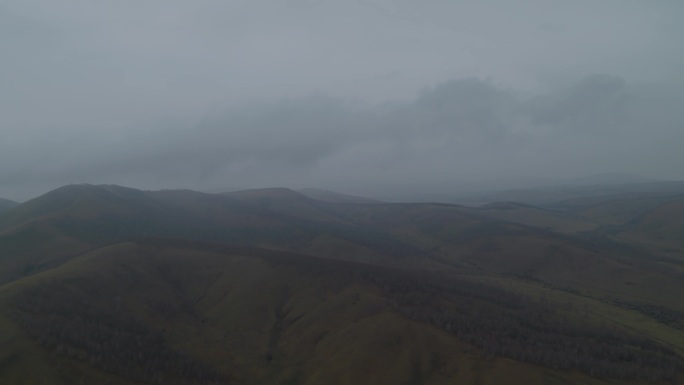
1;1;683;200
3;75;683;200
526;74;628;130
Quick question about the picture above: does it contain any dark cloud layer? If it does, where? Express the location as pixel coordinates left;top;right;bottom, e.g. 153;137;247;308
1;1;683;200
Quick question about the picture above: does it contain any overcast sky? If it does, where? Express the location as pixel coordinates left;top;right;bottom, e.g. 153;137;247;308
1;0;683;201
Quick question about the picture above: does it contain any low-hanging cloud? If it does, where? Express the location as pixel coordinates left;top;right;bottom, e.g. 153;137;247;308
2;0;684;200
2;75;683;200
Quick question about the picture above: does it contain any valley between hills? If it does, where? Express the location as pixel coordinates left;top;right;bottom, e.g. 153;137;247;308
1;183;683;384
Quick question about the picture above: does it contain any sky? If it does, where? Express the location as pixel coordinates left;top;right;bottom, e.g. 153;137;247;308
1;0;683;201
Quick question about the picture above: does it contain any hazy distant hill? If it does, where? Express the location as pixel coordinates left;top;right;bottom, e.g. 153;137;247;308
222;187;349;222
0;185;420;283
379;173;664;205
298;188;381;204
617;197;684;254
1;183;684;384
1;184;682;298
0;198;18;213
562;172;660;186
455;180;684;207
477;201;597;234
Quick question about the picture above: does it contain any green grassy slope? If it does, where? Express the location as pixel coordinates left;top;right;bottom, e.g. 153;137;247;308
618;198;684;254
477;201;597;233
1;184;684;384
553;192;684;226
318;201;684;308
542;193;684;259
2;240;681;385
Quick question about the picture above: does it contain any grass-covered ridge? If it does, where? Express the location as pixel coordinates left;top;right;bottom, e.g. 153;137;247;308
4;240;683;384
1;184;684;384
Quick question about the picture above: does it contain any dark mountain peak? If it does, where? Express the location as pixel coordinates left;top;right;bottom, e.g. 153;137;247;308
34;183;151;210
0;184;154;229
42;183;144;199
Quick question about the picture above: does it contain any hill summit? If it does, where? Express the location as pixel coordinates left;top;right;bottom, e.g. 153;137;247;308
0;183;683;384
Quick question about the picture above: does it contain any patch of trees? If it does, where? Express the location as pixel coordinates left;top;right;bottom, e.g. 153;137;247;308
8;283;227;385
44;237;682;383
369;272;682;383
251;243;683;384
611;299;684;330
155;238;682;382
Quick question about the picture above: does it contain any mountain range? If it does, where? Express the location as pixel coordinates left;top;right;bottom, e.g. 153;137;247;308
0;182;683;384
0;198;18;213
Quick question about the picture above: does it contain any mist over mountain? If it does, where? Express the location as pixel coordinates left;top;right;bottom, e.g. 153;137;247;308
2;1;684;383
2;1;684;200
2;76;683;201
1;182;684;384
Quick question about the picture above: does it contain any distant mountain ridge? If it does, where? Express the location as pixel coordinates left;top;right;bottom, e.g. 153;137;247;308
454;180;684;207
298;188;381;204
559;172;660;186
1;183;684;384
2;183;681;287
0;197;18;213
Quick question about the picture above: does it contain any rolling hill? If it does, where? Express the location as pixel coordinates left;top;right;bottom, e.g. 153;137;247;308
617;197;684;254
455;180;684;207
0;198;18;213
298;188;381;204
2;239;681;385
477;201;597;233
1;184;683;308
0;184;683;384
